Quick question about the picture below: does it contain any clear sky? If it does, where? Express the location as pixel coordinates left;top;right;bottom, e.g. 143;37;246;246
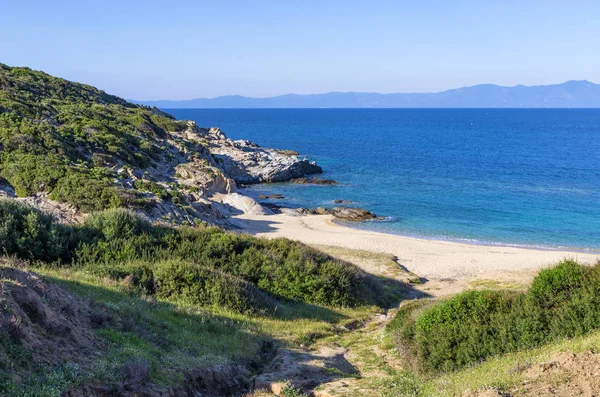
2;1;599;99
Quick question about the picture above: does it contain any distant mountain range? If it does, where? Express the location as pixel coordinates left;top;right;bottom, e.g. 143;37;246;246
133;80;600;109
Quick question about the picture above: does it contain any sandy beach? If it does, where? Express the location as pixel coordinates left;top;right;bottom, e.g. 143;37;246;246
232;213;600;286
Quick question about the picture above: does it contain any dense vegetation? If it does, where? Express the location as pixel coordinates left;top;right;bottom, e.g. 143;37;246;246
0;199;386;311
389;259;600;372
0;64;187;211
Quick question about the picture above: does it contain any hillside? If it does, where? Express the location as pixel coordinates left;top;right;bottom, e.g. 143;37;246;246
0;65;402;395
134;80;600;108
0;64;321;225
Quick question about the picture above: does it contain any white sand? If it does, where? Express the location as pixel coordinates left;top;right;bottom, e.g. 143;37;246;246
231;213;600;283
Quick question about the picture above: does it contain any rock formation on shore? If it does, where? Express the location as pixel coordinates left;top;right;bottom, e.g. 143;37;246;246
205;128;322;184
0;63;374;230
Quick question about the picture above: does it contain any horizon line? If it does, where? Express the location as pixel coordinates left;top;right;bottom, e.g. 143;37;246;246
133;79;597;103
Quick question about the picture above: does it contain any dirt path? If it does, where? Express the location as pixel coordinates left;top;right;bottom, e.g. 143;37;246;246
248;245;490;396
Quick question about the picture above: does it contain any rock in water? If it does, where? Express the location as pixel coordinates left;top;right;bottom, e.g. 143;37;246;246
289;177;338;185
330;207;377;221
295;206;377;221
258;194;285;199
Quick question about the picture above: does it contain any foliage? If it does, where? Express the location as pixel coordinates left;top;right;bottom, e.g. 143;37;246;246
132;180;169;200
49;173;123;212
0;363;82;397
152;260;275;314
390;259;600;372
0;199;77;261
0;63;188;211
0;203;384;310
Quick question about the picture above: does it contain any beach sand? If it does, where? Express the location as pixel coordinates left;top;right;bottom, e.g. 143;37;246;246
231;213;600;291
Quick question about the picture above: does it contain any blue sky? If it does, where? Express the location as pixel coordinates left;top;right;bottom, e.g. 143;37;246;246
2;1;599;99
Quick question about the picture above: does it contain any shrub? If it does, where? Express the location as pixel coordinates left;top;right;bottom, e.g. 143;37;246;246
49;173;123;212
1;202;385;311
528;259;587;310
412;290;513;371
391;259;600;372
0;154;66;197
152;260;275;314
132;180;169;200
84;208;151;240
0;199;75;261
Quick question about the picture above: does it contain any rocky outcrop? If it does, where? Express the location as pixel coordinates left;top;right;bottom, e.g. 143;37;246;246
1;120;322;227
175;163;237;194
193;127;322;184
1;184;83;224
331;207;377;221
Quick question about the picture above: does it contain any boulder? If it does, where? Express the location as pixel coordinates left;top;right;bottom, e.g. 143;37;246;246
213;193;273;216
294;206;377;221
290;177;337;185
330;207;377;221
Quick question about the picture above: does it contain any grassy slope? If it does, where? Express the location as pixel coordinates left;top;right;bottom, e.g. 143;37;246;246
40;266;382;379
0;199;403;395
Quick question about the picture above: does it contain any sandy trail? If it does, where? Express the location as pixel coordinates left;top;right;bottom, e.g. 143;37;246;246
231;213;600;284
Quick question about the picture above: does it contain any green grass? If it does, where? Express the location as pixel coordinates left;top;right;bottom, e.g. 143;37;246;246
32;265;388;392
24;267;260;393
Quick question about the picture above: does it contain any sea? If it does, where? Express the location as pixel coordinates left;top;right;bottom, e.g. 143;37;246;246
168;109;600;252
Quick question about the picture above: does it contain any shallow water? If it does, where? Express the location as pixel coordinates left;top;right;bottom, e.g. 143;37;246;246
168;109;600;250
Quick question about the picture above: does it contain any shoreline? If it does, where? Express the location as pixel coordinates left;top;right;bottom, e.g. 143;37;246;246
231;213;600;284
332;218;600;255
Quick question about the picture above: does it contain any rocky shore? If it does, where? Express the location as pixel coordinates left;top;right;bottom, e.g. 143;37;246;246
1;117;379;228
205;128;323;184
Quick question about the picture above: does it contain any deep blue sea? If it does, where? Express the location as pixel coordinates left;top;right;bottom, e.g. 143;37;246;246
168;109;600;251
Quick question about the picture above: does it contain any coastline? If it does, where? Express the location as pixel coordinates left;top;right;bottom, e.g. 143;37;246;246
332;218;600;254
231;212;600;285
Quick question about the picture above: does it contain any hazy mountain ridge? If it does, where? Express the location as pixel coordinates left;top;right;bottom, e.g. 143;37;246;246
134;80;600;108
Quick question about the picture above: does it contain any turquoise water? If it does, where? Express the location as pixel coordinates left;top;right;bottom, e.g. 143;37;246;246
168;109;600;251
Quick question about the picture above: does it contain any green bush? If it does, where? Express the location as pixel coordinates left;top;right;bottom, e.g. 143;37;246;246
0;199;76;261
1;202;383;311
83;208;151;240
153;260;275;314
0;154;66;197
528;259;587;310
49;173;123;212
77;221;384;308
132;180;169;200
392;259;600;372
